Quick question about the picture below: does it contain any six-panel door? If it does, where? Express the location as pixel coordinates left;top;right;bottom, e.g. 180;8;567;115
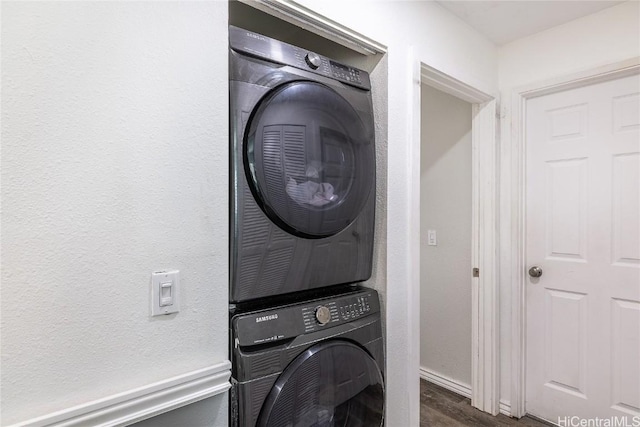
526;73;640;421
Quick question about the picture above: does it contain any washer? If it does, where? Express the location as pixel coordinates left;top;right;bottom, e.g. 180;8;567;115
229;26;376;303
230;287;384;427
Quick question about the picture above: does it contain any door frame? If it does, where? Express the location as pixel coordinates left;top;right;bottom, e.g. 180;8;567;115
415;61;500;415
506;57;640;418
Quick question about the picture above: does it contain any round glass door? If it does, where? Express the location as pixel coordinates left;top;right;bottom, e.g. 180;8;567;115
245;81;375;238
257;341;384;427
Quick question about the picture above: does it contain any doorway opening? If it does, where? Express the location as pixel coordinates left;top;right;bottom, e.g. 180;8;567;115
413;61;498;416
419;83;474;397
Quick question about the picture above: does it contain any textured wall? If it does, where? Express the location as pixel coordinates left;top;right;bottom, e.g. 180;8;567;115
419;84;472;386
365;53;389;341
1;2;229;425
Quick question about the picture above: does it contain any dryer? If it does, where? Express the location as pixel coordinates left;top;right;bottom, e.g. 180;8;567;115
230;287;384;427
229;26;376;303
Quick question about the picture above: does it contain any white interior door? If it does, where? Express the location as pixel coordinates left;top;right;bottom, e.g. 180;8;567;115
525;73;640;422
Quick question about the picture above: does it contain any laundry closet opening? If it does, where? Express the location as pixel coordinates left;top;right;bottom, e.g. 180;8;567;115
228;0;388;316
419;83;473;395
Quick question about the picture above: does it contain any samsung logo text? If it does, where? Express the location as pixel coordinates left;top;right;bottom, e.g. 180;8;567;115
256;314;278;323
246;32;268;42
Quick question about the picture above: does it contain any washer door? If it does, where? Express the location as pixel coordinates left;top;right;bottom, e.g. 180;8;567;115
245;81;375;238
257;341;384;427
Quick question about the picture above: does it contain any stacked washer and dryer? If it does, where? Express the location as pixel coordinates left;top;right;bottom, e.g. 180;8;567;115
228;25;384;427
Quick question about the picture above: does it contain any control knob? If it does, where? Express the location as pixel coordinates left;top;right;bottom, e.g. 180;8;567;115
305;52;322;70
315;306;331;325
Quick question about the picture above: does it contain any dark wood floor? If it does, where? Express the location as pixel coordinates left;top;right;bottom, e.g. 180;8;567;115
420;380;553;426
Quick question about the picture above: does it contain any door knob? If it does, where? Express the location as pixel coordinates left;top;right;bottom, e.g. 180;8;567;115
528;266;543;278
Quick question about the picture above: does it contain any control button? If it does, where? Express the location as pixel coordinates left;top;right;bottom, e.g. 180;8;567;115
305;52;322;70
315;306;331;325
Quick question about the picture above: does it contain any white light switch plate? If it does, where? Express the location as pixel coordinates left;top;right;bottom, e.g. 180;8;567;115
427;230;437;246
151;270;180;316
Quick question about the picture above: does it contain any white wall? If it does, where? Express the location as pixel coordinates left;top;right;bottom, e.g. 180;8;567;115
420;84;473;386
499;0;640;90
130;396;227;427
0;2;229;425
294;1;498;424
299;1;498;96
497;0;640;409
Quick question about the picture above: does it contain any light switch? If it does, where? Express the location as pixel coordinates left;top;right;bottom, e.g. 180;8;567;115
427;229;437;246
160;282;173;306
151;270;180;316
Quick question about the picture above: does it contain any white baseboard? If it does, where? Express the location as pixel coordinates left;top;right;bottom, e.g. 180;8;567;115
419;367;512;417
8;360;232;427
419;367;472;399
499;400;512;417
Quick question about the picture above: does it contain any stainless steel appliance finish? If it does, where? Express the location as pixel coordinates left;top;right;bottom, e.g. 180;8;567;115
230;287;384;427
229;26;377;303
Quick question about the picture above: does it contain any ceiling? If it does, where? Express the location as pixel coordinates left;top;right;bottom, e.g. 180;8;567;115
435;0;627;46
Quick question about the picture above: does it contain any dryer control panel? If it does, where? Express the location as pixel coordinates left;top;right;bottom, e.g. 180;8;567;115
233;289;380;346
229;25;371;91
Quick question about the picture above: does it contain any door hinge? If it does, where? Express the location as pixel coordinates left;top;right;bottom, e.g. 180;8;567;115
473;268;480;278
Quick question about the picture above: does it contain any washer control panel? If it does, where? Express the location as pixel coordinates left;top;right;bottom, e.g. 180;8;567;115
230;26;371;91
338;294;371;320
330;61;363;85
299;291;377;334
233;289;380;346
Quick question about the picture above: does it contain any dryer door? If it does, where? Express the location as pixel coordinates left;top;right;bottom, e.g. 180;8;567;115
257;340;384;427
245;81;375;238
